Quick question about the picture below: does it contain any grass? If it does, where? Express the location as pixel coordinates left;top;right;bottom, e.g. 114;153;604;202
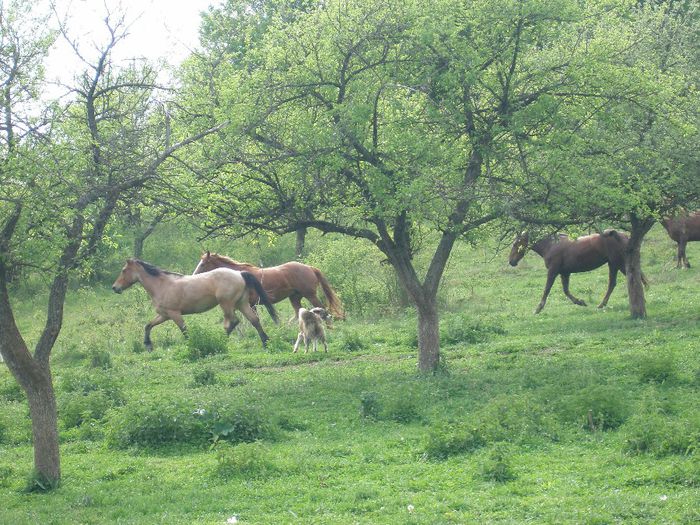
0;225;699;523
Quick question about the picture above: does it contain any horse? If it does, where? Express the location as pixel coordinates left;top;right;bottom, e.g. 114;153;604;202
112;259;279;350
661;210;700;269
509;230;646;314
192;252;345;320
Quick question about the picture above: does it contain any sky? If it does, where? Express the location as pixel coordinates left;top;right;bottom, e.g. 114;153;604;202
45;0;216;85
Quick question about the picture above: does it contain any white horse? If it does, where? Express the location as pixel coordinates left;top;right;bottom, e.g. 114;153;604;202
112;259;278;350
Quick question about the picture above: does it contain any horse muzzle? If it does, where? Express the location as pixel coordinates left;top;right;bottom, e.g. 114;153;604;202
112;285;122;294
509;260;518;267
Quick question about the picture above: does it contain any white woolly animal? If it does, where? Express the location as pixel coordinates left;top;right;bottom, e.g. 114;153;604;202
293;307;329;353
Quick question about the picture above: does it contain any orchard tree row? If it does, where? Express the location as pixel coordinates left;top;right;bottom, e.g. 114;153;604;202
0;0;698;485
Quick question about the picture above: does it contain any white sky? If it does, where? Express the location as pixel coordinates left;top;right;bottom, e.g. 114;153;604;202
45;0;216;86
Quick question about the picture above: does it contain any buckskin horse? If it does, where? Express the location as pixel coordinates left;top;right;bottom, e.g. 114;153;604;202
112;259;278;350
509;230;646;314
193;252;345;320
662;210;700;269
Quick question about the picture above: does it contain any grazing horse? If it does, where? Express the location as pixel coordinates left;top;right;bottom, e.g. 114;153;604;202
112;259;278;350
662;211;700;269
193;252;345;320
509;230;645;314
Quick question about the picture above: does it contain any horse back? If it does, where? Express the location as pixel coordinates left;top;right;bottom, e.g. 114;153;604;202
664;212;700;242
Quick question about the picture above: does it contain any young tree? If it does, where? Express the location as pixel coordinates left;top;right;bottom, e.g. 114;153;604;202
0;6;222;484
186;0;624;371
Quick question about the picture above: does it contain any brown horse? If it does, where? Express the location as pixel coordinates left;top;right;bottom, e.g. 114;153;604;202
112;259;278;350
662;211;700;269
509;230;646;314
193;252;345;320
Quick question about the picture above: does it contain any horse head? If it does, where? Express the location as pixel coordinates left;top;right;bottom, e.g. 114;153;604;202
509;231;529;267
193;251;216;275
112;259;141;293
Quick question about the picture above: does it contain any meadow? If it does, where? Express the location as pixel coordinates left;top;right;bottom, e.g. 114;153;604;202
0;225;699;524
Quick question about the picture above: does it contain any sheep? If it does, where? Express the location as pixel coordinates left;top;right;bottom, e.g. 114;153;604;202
293;307;330;353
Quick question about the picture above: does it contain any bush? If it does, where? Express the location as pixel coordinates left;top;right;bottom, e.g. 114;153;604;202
557;385;630;431
215;442;277;479
59;390;113;429
88;348;112;369
424;423;486;460
623;412;699;456
637;352;678;384
0;419;6;445
441;315;506;345
0;465;14;488
106;399;209;448
339;332;367;352
106;399;274;449
183;324;229;360
478;445;517;483
382;393;422;424
0;376;23;402
191;368;217;387
360;391;381;420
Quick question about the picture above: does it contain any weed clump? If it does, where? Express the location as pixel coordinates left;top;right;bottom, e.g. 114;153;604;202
623;412;700;456
191;368;217;387
88;348;112;369
339;332;367;352
557;384;630;431
424;423;486;460
441;315;505;345
215;441;277;479
0;376;23;402
478;444;517;482
183;324;228;360
360;391;381;420
637;352;678;384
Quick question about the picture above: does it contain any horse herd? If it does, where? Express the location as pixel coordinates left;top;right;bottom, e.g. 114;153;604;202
111;211;700;351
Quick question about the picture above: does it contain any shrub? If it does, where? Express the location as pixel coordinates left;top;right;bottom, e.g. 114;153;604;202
58;390;113;429
637;352;678;384
183;324;229;360
339;332;367;352
0;419;6;445
360;391;381;420
215;442;277;479
106;399;209;448
441;316;505;345
88;348;112;369
557;385;630;431
623;413;699;456
424;423;486;460
191;368;217;387
0;376;23;402
382;393;422;424
478;445;517;483
0;465;14;488
106;399;274;449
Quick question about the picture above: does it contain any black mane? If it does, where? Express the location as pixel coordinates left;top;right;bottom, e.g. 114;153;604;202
135;260;182;277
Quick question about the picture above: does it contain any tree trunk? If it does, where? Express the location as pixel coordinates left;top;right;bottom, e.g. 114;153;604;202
625;216;653;319
133;234;146;259
416;297;440;373
26;368;60;484
295;227;307;259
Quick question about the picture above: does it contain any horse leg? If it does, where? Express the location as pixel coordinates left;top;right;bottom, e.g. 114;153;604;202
679;240;689;269
598;266;618;308
239;301;269;347
288;294;303;325
535;271;557;314
144;314;168;351
165;310;187;337
293;332;303;353
561;273;587;307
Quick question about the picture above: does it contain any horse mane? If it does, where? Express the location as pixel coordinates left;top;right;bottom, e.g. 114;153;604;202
210;253;259;271
135;259;183;277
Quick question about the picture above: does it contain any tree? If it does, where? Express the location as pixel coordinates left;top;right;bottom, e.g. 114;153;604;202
186;0;623;371
0;5;222;485
510;0;700;318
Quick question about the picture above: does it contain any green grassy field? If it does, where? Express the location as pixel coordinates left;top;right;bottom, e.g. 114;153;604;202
1;226;699;524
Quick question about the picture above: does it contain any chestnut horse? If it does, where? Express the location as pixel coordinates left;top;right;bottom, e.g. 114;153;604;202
112;259;278;350
193;252;345;320
509;230;646;314
662;211;700;268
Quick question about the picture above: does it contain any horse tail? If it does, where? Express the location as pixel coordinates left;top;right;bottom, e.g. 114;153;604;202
241;271;279;324
312;267;345;320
